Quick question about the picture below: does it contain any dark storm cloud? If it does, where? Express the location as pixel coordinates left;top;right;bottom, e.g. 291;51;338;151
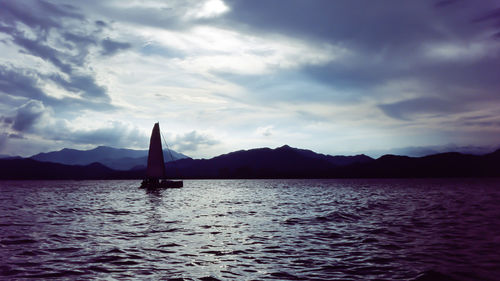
50;74;109;101
473;7;500;23
222;0;438;49
435;0;460;8
378;97;466;120
95;20;107;27
0;0;82;32
61;32;100;66
101;39;132;56
8;133;24;139
0;66;45;101
0;66;113;111
1;116;14;125
215;0;500;122
0;0;134;114
2;18;101;73
13;35;73;73
218;0;500;66
62;32;98;47
12;100;46;132
302;49;500;106
301;63;392;94
222;0;500;47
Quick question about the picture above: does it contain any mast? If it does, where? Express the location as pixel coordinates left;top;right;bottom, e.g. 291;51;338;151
146;123;166;179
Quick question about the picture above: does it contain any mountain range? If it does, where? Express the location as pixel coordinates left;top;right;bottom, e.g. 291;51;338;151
167;145;500;178
30;146;188;170
167;145;373;178
0;144;499;180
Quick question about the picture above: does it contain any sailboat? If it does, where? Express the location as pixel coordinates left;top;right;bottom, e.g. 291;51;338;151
140;123;183;188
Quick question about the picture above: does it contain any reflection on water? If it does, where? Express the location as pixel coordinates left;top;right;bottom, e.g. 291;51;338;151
1;179;499;280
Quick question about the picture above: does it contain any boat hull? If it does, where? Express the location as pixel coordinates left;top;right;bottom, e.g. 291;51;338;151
140;179;183;189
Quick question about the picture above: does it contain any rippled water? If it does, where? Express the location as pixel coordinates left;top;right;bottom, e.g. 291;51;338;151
1;179;500;280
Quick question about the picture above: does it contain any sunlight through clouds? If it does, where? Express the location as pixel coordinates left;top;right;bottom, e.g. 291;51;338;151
135;25;345;75
188;0;230;19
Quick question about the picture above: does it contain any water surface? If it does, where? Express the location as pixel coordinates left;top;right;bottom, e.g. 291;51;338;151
1;179;499;280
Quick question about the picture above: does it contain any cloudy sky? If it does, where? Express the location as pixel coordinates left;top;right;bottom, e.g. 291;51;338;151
1;0;500;158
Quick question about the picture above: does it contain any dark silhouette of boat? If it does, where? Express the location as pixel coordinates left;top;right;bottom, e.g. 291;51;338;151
140;123;183;188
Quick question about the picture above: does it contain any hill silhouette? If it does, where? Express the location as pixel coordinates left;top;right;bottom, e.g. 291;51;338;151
0;158;115;180
167;145;372;178
0;145;499;180
30;146;188;170
334;149;500;178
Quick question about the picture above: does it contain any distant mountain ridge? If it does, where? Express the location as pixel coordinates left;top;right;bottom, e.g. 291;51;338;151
338;150;500;178
30;146;189;170
0;158;118;180
167;145;500;179
0;154;21;159
285;145;373;166
168;145;374;178
1;145;499;179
